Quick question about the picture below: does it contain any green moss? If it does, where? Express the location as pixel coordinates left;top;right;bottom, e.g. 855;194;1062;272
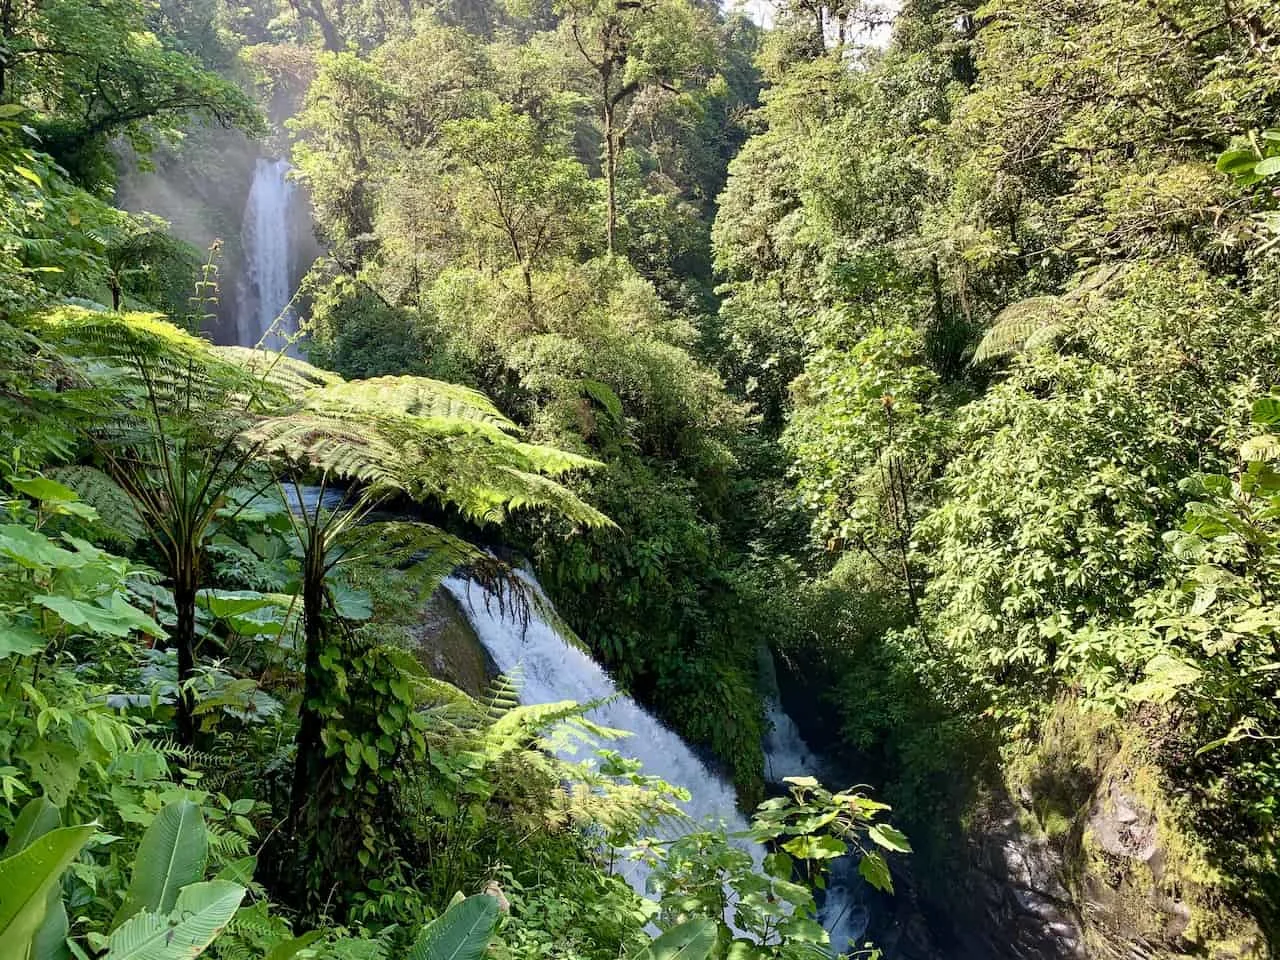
1011;699;1265;959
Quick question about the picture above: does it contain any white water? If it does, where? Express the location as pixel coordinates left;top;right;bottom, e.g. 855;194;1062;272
445;572;869;952
443;574;752;859
237;158;299;351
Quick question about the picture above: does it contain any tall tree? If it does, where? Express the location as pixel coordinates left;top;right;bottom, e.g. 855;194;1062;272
556;0;715;255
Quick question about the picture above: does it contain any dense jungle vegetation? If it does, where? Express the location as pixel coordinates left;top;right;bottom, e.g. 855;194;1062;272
2;0;1280;953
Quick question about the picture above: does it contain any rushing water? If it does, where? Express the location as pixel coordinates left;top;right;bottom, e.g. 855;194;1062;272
237;158;300;351
444;571;870;952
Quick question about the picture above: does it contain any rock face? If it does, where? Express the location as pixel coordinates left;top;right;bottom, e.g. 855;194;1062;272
408;588;497;698
941;701;1267;960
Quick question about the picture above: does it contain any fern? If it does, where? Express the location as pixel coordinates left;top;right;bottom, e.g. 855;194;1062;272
46;465;146;544
972;263;1129;364
971;296;1072;364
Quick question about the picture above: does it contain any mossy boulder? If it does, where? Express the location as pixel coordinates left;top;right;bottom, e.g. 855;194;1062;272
998;698;1266;960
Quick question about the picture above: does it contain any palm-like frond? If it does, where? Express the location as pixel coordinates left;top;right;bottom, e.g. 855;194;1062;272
339;521;483;597
211;346;344;396
247;403;611;529
971;296;1072;364
311;376;516;430
971;263;1129;364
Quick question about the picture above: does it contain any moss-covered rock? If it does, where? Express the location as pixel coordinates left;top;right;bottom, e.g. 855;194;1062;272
997;698;1266;960
408;587;497;698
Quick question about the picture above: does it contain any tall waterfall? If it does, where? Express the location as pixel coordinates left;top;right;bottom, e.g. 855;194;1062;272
445;572;869;953
237;158;299;351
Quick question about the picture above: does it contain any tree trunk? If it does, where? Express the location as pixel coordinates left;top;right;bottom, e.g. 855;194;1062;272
289;538;328;830
603;100;618;256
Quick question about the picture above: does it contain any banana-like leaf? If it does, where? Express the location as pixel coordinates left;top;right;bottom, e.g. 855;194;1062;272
3;797;61;857
4;796;69;960
629;920;719;960
407;894;500;960
112;800;208;929
0;824;93;959
29;896;69;960
103;880;245;960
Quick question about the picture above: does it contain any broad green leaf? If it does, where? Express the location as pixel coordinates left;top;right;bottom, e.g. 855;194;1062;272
1256;156;1280;176
113;800;208;929
4;796;61;857
0;526;82;571
867;823;912;854
32;595;156;639
330;583;372;621
857;851;893;893
0;622;46;659
0;104;24;117
1129;654;1202;705
30;896;69;960
8;477;81;503
1252;396;1280;426
781;776;819;789
1216;149;1258;174
781;834;846;860
0;824;94;959
407;894;500;960
263;930;325;960
195;590;282;618
629;919;718;960
103;880;244;960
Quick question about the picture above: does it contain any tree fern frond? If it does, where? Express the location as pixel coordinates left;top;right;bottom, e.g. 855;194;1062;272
46;465;147;544
972;263;1131;365
311;376;517;430
972;296;1070;364
213;346;344;396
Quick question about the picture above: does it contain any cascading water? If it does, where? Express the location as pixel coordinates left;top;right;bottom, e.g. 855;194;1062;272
237;158;299;352
446;571;871;954
443;572;752;876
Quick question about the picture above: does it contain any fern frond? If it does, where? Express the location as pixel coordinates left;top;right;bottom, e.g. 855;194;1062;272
46;465;147;544
213;346;344;396
972;296;1070;364
972;263;1130;365
311;376;516;431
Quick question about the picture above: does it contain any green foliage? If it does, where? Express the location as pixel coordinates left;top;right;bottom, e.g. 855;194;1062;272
407;894;500;960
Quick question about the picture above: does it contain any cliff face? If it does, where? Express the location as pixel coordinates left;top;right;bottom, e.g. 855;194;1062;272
946;700;1265;960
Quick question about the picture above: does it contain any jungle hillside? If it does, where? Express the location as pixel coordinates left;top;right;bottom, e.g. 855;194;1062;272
1;0;1279;957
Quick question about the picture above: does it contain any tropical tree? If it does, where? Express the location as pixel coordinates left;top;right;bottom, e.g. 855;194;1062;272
555;0;716;254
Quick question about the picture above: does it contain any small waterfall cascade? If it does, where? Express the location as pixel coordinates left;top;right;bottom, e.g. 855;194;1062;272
447;572;871;953
237;158;300;352
760;645;871;951
443;573;752;889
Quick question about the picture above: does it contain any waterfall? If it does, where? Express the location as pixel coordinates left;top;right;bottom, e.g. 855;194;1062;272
237;158;299;351
443;572;752;852
759;649;872;951
446;572;870;953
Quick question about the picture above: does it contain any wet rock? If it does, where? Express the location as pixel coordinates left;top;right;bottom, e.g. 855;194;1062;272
407;587;497;697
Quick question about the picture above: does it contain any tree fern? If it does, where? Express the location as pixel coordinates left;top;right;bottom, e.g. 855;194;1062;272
45;465;146;545
972;263;1129;364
